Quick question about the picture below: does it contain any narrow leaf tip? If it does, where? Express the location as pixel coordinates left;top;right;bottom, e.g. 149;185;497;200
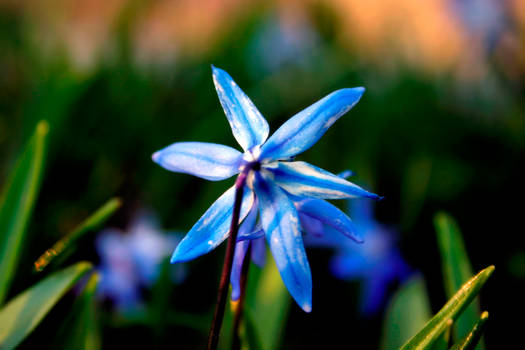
37;120;49;136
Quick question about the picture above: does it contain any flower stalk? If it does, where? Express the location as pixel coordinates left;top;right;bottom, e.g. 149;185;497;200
207;170;249;350
232;242;252;350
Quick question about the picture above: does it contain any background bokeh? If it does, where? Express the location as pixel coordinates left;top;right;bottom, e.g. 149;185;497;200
1;0;524;348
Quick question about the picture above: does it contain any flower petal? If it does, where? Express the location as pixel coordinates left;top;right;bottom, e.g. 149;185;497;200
298;213;324;237
236;198;258;237
295;197;363;243
152;142;242;181
254;173;312;312
170;186;254;263
212;66;269;151
230;200;259;300
251;237;266;267
260;88;364;160
237;226;264;241
266;161;381;200
230;240;249;301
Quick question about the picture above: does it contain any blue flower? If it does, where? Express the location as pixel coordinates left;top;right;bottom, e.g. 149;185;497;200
304;199;411;315
152;66;380;312
96;211;183;311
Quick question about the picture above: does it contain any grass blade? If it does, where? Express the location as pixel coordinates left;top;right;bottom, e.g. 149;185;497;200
34;198;122;272
53;272;101;350
434;212;481;346
0;121;49;304
400;266;494;350
0;262;92;350
450;311;489;350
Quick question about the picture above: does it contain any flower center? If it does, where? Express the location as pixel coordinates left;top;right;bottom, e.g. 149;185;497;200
249;161;261;171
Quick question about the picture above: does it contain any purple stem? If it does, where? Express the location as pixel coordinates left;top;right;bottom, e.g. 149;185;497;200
207;170;249;350
232;242;252;350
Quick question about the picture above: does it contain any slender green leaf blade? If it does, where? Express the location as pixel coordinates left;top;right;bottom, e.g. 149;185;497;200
0;121;49;304
34;197;122;272
53;272;101;350
0;262;92;350
400;266;494;350
244;252;291;350
381;275;432;350
434;212;481;346
450;311;489;350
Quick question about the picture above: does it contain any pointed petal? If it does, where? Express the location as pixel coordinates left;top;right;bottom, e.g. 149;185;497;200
212;66;269;151
171;186;254;263
230;240;249;301
254;173;312;312
295;197;363;242
251;237;266;267
260;88;364;160
237;226;264;241
303;227;343;248
266;161;381;200
230;199;260;300
298;213;324;237
152;142;242;181
236;198;258;237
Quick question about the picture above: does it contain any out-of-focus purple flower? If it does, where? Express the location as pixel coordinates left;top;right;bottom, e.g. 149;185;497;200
152;66;379;312
96;211;183;311
305;198;411;315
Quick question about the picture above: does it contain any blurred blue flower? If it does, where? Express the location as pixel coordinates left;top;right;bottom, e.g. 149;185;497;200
305;198;411;315
152;66;380;312
96;211;183;311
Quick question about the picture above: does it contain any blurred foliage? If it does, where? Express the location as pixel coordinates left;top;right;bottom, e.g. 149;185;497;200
0;262;92;350
434;213;483;348
244;252;291;350
34;197;122;272
381;276;432;350
0;121;48;304
52;272;102;350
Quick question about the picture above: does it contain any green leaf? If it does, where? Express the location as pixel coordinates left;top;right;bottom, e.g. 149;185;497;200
243;252;291;350
434;212;481;346
400;266;494;350
0;121;49;304
34;197;122;272
450;311;489;350
53;272;101;350
0;262;92;350
381;275;432;350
